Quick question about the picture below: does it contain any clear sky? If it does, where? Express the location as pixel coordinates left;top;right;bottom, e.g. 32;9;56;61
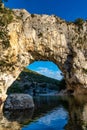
5;0;87;21
4;0;87;80
27;61;63;80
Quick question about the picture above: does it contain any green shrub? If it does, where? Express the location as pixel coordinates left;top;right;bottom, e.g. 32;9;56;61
74;18;84;26
83;68;87;73
31;14;35;18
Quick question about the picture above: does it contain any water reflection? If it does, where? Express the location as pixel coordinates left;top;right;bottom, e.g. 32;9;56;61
0;107;34;130
22;107;68;130
0;95;87;130
4;109;34;124
65;95;87;130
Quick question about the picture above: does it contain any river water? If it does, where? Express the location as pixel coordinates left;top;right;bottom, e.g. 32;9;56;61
1;2;87;130
0;95;87;130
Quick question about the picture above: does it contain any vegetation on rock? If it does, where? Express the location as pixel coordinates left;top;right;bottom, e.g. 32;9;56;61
74;18;84;26
7;68;66;94
0;1;14;49
83;68;87;73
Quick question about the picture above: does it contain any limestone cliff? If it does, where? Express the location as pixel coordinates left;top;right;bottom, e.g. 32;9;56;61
0;7;87;100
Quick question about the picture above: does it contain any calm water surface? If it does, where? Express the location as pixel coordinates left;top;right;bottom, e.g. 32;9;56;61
0;95;87;130
2;1;87;130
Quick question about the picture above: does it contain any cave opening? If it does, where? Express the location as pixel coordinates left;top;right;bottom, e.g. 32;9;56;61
7;61;66;96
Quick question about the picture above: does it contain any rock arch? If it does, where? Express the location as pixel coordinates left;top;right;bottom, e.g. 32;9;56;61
0;9;87;100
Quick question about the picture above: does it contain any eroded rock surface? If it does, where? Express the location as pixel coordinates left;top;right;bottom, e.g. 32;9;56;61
0;8;87;100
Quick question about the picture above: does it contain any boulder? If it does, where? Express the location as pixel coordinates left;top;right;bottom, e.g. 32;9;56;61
4;94;34;110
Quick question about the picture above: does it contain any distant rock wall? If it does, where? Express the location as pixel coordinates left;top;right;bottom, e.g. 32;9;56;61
0;9;87;100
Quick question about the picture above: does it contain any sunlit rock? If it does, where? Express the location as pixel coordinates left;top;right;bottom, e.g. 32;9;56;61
0;8;87;100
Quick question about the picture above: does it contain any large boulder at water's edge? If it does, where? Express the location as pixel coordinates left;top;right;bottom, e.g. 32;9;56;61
4;94;34;110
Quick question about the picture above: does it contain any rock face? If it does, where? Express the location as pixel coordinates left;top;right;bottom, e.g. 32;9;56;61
4;94;34;110
0;8;87;100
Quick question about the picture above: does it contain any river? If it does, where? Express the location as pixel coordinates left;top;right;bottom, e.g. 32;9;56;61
0;95;87;130
1;1;87;130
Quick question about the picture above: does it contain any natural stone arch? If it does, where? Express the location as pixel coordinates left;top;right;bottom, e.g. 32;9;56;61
0;9;87;100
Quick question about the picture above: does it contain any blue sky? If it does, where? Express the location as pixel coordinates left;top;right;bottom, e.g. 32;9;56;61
22;107;68;130
4;0;87;80
27;61;63;80
5;0;87;21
